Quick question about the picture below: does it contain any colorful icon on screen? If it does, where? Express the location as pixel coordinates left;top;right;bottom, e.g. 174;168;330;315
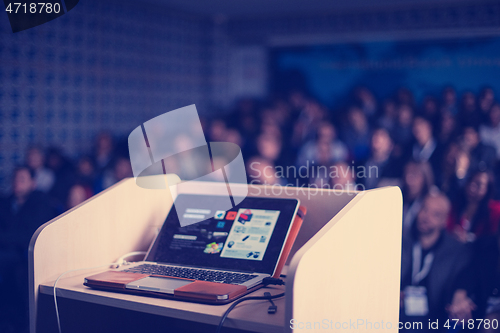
226;211;237;220
214;210;226;219
234;226;246;233
238;209;253;224
204;242;223;254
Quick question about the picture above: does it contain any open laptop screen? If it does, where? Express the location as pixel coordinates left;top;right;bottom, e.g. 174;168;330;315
145;194;299;275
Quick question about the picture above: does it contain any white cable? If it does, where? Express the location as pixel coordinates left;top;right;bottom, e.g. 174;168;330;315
53;263;112;333
53;251;147;333
114;251;148;268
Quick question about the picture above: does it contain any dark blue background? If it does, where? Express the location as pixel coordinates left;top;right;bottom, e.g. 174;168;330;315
274;37;500;107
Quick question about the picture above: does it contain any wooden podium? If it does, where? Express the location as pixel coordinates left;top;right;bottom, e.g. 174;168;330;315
29;176;402;333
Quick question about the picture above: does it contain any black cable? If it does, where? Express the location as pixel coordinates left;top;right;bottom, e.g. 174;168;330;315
264;292;277;314
262;277;285;286
215;292;285;333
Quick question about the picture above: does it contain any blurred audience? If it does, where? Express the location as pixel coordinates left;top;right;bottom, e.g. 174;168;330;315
96;156;134;191
361;128;401;190
480;103;500;160
447;170;500;243
354;86;378;121
0;166;56;331
436;110;457;149
459;125;497;173
421;96;440;127
378;98;398;132
392;104;414;156
330;161;357;192
442;86;458;115
479;87;495;117
255;132;283;167
25;146;55;193
46;147;76;211
1;84;500;331
75;155;97;189
291;99;326;148
247;156;283;185
449;228;500;328
400;192;471;331
458;91;480;128
296;121;348;168
410;117;440;177
67;183;93;209
341;106;371;161
401;161;435;236
0;166;55;250
93;132;115;174
437;142;463;202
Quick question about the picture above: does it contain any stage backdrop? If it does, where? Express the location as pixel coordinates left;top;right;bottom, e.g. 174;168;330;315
272;36;500;107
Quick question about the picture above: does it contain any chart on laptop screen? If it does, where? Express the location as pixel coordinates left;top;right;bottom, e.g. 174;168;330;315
169;207;279;261
146;194;299;274
220;209;280;261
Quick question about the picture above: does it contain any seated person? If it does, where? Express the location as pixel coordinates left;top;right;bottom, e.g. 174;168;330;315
341;106;371;161
460;125;497;174
67;183;93;210
330;161;358;192
436;110;458;149
361;127;402;190
401;160;435;237
306;140;342;188
458;91;481;129
0;166;55;332
392;104;414;157
442;86;458;115
46;147;76;209
295;121;348;168
400;192;471;332
447;170;500;243
97;156;134;191
0;166;56;251
479;103;500;160
447;229;500;331
246;156;284;186
25;145;55;193
409;116;441;179
377;98;398;133
436;142;464;203
75;155;97;189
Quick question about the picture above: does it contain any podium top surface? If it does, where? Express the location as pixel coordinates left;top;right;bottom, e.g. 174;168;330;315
40;271;286;333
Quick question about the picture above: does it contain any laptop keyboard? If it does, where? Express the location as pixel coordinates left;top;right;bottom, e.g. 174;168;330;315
122;264;258;285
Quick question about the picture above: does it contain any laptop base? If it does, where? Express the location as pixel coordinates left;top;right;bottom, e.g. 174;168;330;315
84;270;263;305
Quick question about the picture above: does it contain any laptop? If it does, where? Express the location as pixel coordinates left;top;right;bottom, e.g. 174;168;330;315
84;194;303;304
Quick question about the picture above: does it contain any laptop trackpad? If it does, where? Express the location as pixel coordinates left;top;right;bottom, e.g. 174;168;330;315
125;277;192;294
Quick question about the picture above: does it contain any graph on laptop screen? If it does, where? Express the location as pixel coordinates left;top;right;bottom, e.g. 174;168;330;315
171;207;280;261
